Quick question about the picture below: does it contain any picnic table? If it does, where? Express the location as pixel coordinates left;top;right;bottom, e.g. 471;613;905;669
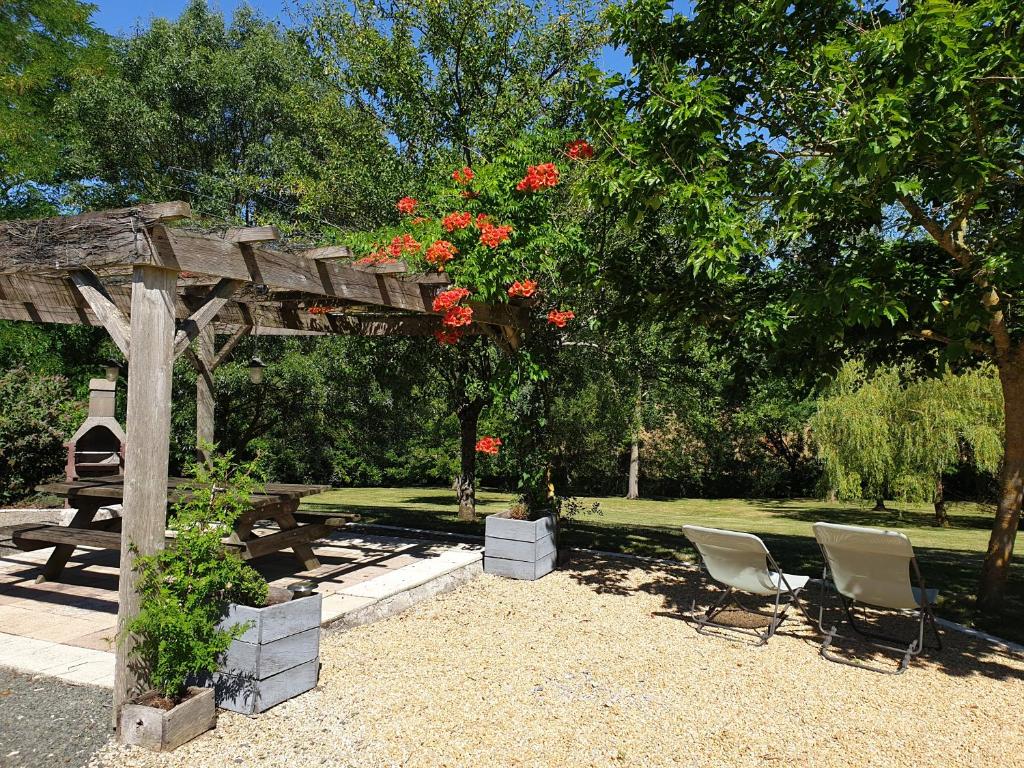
12;476;353;583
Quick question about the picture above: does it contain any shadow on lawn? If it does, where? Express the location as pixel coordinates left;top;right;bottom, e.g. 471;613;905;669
302;497;1023;643
562;552;1024;682
756;498;996;531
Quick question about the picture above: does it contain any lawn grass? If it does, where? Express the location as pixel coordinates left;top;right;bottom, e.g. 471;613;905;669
301;486;1024;641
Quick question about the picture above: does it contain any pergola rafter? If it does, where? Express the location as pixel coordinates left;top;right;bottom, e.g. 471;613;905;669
0;201;526;727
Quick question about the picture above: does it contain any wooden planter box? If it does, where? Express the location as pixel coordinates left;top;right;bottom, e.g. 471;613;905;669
484;513;557;580
119;686;215;752
208;590;322;715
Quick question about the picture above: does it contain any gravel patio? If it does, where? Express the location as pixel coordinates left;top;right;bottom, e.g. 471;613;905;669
83;554;1024;768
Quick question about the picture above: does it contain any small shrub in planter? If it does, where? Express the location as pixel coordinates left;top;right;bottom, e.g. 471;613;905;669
120;451;268;751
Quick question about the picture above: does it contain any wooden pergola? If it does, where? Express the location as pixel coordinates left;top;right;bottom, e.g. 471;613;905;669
0;201;524;722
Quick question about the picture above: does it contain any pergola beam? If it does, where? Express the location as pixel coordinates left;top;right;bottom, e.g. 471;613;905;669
172;278;243;358
69;271;132;358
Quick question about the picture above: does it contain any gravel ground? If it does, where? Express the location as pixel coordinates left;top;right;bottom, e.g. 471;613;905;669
88;556;1024;768
0;667;112;768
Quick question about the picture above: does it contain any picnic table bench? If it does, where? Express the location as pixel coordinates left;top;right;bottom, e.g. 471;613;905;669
12;477;358;583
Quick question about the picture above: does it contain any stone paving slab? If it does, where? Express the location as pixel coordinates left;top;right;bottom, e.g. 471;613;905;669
0;531;481;689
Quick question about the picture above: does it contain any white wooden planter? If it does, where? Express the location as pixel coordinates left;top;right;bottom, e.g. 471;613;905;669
209;590;322;714
484;513;557;580
119;686;216;751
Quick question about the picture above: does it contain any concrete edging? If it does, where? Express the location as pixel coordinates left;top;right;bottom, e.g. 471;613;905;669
322;560;482;633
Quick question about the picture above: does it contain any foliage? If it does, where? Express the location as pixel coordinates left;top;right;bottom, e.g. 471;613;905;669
811;360;1003;507
56;0;405;230
0;368;84;504
127;449;268;702
307;0;605;167
587;0;1024;607
0;0;102;217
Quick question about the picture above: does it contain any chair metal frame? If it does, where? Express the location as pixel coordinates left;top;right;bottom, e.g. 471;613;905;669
689;548;814;647
815;541;943;675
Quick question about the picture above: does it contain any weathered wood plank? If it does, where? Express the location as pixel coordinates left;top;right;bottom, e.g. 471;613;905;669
69;271;132;357
114;265;178;726
0;202;190;274
211;324;250;369
195;325;215;458
241;523;331;561
225;226;280;243
149;226;526;327
172;278;242;357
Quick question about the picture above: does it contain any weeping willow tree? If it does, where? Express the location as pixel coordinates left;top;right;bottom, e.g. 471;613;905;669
812;360;1003;525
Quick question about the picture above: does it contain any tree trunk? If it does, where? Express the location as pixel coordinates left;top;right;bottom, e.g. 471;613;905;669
626;382;642;500
455;400;483;522
873;497;887;511
933;476;949;527
626;439;640;499
978;365;1024;614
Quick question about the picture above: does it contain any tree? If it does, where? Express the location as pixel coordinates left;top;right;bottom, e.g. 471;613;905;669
812;360;1003;525
587;0;1024;611
0;0;102;218
308;0;604;168
347;144;592;517
308;0;605;515
811;361;903;510
57;0;404;230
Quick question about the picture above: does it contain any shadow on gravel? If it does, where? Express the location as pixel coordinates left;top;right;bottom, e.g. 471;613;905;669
561;553;1024;683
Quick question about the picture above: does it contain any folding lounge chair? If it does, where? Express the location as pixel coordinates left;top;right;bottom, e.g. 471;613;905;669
813;522;942;674
682;525;812;646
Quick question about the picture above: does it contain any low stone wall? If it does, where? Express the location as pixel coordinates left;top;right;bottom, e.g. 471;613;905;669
323;560;482;633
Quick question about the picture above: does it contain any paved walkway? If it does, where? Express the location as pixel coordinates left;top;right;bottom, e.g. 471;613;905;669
0;528;481;687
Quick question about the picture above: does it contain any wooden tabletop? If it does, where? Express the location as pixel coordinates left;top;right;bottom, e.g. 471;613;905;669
37;476;330;505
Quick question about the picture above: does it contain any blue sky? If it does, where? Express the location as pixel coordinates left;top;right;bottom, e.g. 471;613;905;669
90;0;292;35
89;0;632;74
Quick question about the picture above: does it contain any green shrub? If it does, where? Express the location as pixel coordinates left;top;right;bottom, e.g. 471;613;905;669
127;449;268;702
0;367;84;504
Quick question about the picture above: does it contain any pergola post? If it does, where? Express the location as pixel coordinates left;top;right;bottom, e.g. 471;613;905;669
196;325;216;460
113;264;178;726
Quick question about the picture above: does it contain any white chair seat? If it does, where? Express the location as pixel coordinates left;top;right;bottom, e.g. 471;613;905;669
773;572;810;592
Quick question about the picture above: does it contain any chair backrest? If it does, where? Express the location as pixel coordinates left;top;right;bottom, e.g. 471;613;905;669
682;525;779;596
812;522;919;610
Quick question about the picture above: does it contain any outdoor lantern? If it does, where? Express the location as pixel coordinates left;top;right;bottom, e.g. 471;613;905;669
104;360;121;382
248;357;266;384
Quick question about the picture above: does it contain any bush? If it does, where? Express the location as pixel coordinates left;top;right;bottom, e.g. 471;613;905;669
0;368;84;504
127;449;268;702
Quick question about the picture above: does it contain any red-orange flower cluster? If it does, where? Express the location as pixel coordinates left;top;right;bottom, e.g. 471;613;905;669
425;240;458;269
479;221;512;248
452;166;475;185
443;211;472;232
507;279;538;298
475;436;502;455
516;162;559;192
411;216;429;225
396;196;418;214
432;287;471;312
387;233;421;257
566;140;595;160
307;304;332;315
547;309;575;328
434;328;464;345
355;247;398;265
443;305;474;327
